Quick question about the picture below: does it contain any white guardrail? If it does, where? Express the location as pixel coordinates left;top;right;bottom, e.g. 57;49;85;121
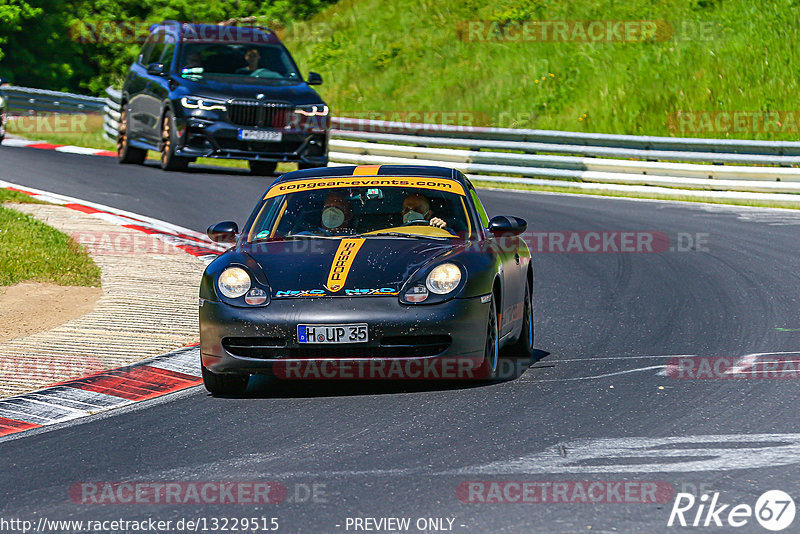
3;85;105;114
13;85;800;196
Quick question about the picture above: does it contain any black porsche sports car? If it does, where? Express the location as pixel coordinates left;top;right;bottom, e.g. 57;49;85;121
199;164;533;395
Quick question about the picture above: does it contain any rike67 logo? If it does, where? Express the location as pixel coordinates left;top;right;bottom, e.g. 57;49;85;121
668;490;796;531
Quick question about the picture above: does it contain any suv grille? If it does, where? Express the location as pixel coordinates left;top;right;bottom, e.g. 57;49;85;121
227;100;292;128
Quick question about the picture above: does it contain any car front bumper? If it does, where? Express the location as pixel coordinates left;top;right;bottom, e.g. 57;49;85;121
175;117;328;164
199;295;491;379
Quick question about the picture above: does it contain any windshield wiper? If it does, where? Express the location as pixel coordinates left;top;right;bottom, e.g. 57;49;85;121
362;232;451;240
250;234;339;243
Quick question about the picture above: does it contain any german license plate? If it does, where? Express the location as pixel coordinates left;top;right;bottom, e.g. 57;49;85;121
298;324;368;344
238;129;282;142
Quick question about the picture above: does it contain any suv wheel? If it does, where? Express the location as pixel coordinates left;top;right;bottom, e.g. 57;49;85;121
160;110;189;171
249;161;277;176
117;105;147;164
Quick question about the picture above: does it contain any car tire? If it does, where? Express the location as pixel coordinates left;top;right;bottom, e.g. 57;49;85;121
201;365;249;396
160;110;189;171
117;105;147;164
249;161;277;176
477;298;500;380
508;279;534;358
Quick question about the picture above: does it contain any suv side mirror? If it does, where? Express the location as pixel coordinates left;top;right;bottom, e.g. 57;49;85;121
146;62;166;76
207;221;239;243
307;72;323;85
488;216;527;236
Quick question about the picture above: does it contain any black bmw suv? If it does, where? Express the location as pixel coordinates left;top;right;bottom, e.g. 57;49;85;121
118;22;329;174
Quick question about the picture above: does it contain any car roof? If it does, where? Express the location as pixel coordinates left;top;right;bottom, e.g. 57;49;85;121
149;21;281;45
273;165;470;187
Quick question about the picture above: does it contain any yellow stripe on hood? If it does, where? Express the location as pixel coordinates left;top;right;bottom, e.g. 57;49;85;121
326;238;365;292
352;165;382;176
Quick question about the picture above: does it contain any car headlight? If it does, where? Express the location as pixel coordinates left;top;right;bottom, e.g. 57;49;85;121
218;267;251;298
426;263;462;294
294;104;329;117
181;96;227;111
0;95;5;108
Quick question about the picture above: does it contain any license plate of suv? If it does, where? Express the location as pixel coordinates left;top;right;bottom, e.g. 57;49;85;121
238;129;282;142
298;324;368;344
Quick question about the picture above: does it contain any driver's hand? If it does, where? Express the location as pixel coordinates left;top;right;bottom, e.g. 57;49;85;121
429;217;447;229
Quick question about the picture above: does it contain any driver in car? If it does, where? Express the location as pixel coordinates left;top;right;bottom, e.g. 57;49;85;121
401;193;448;230
235;48;261;74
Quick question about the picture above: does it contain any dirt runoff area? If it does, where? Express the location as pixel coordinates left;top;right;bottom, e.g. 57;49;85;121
0;282;101;342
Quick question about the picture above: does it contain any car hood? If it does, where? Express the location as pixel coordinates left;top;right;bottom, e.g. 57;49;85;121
242;237;461;298
175;76;324;105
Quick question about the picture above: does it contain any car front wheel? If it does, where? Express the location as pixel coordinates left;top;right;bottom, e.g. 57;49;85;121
201;365;249;396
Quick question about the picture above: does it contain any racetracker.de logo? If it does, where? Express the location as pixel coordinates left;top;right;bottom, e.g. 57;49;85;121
458;20;673;42
72;231;185;255
521;231;671;253
68;21;274;44
69;482;287;505
0;356;104;383
457;481;674;503
668;111;800;134
666;355;800;379
273;357;487;380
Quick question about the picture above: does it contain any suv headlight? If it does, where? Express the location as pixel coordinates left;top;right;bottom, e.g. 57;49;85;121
294;104;329;117
426;263;462;294
218;267;251;298
181;96;227;111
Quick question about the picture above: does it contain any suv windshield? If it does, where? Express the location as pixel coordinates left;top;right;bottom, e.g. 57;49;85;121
247;179;475;241
179;43;301;81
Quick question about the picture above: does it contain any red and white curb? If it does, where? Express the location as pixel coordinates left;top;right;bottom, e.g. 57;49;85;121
0;181;227;438
2;137;118;157
0;345;202;438
0;179;226;263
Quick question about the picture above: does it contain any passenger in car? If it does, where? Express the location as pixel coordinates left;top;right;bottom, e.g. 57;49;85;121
401;193;449;230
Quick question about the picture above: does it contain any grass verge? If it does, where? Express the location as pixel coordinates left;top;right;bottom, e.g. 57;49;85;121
5;114;115;151
0;196;101;287
0;189;43;204
284;0;800;140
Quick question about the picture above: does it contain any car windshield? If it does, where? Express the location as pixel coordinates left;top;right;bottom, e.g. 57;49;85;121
247;178;476;241
179;43;301;81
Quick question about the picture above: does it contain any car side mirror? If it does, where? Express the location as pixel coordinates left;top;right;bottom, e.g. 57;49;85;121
146;62;166;76
307;72;323;85
488;216;527;236
207;221;239;243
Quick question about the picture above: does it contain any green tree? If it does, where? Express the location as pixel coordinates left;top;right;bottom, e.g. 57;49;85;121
0;0;334;93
